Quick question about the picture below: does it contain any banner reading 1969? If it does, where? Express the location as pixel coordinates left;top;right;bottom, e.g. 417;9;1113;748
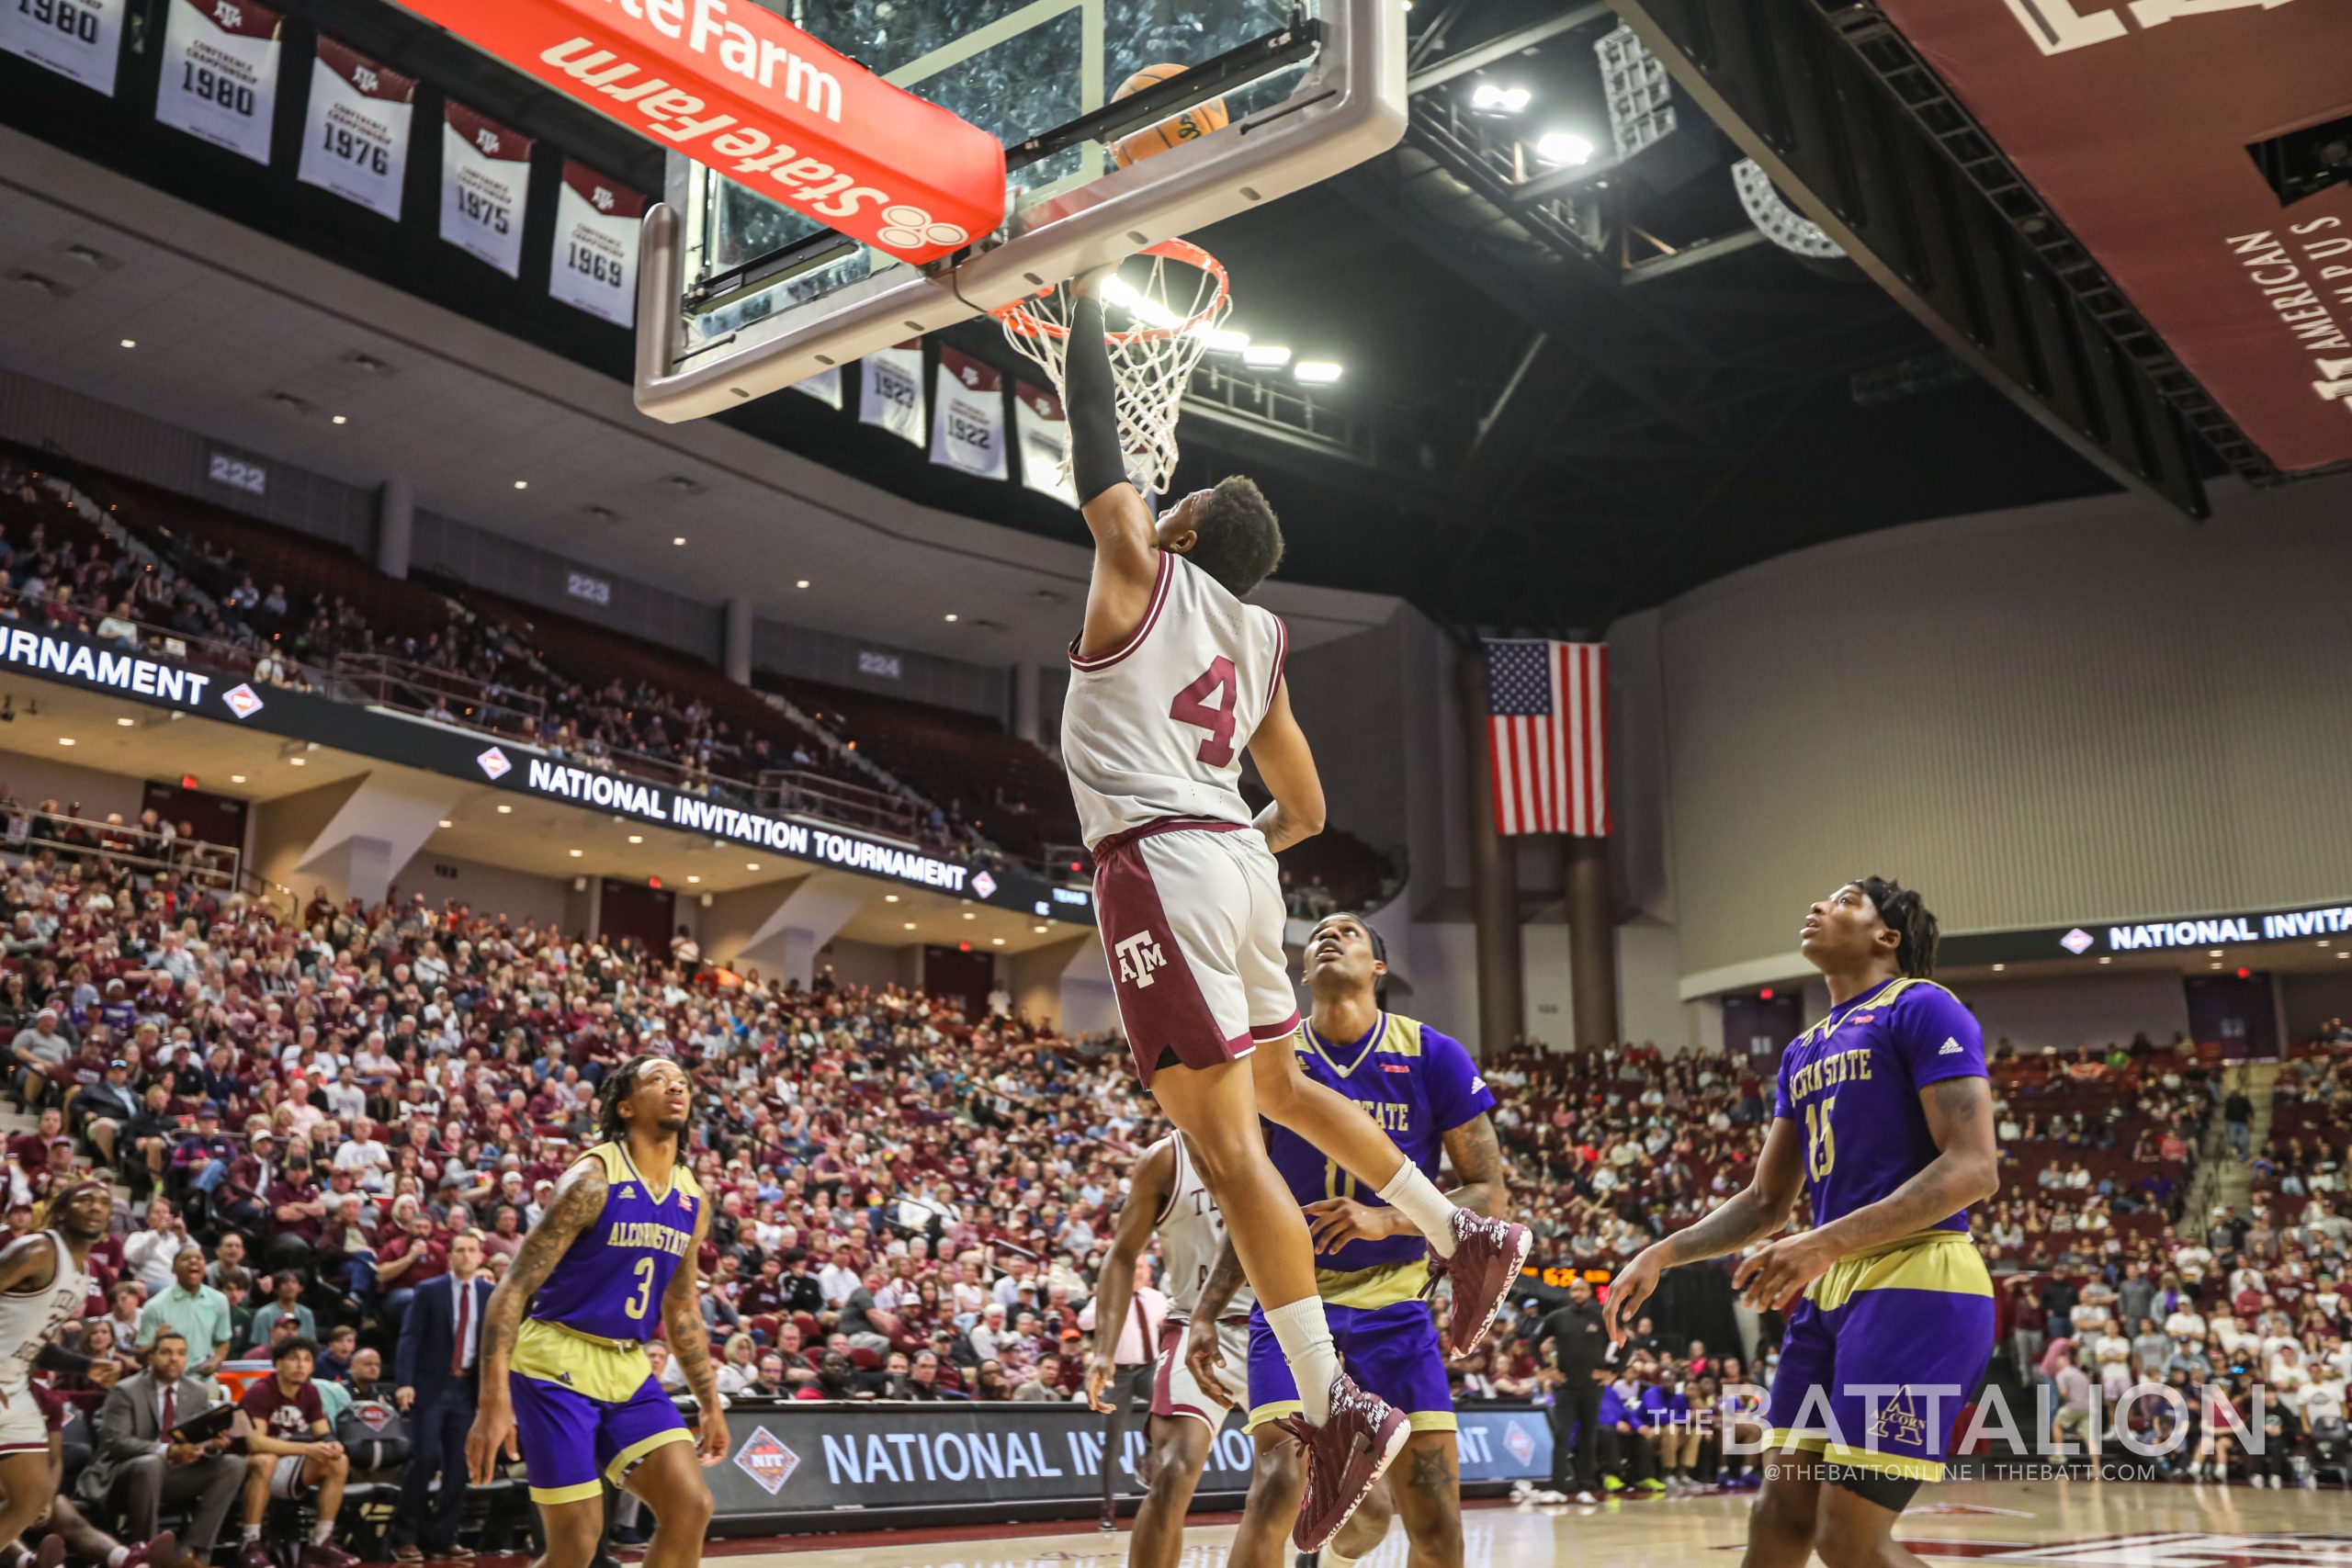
548;159;644;328
154;0;283;165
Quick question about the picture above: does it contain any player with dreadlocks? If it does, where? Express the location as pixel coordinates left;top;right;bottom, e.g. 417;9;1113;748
1607;879;1999;1567
466;1056;728;1568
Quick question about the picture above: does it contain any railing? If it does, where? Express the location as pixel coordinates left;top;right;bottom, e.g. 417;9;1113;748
331;652;548;738
0;805;242;892
754;769;923;842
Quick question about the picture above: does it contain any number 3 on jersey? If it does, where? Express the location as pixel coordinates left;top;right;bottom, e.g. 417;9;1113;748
625;1257;655;1320
1170;657;1238;766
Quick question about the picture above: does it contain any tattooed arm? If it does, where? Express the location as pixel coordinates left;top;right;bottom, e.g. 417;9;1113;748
1732;1076;1999;1312
1085;1138;1175;1413
465;1156;605;1483
1605;1114;1804;1342
1301;1111;1512;1252
663;1189;729;1463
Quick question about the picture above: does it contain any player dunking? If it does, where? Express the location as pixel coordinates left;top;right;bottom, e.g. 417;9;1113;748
1057;264;1530;1548
0;1180;117;1568
1608;879;2000;1567
466;1057;728;1568
1084;1132;1254;1568
1189;914;1509;1568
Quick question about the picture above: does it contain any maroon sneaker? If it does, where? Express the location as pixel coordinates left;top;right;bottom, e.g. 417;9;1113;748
300;1543;362;1568
1274;1372;1410;1552
238;1544;276;1568
117;1532;177;1568
31;1534;65;1568
1424;1208;1533;1359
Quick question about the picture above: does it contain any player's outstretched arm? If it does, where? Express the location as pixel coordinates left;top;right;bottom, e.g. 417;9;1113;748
1732;1076;1998;1312
1604;1115;1804;1343
466;1156;605;1483
1243;677;1325;852
1065;267;1162;661
1085;1140;1175;1412
664;1197;729;1465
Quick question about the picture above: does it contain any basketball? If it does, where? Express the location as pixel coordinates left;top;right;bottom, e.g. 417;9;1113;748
1109;62;1230;168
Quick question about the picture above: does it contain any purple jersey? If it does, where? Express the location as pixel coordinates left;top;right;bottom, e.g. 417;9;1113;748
1773;976;1985;1234
1269;1013;1494;1274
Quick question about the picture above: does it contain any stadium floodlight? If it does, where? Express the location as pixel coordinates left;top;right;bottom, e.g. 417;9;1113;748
1242;344;1294;368
1536;131;1596;167
1198;326;1250;354
1295;361;1343;384
1472;83;1532;114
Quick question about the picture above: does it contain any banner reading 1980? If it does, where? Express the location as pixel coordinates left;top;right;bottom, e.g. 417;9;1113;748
154;0;283;165
0;0;127;95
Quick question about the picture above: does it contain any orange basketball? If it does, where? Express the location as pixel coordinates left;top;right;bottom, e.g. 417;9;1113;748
1109;62;1229;169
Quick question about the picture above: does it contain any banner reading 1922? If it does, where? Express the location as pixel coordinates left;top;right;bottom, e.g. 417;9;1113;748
439;98;532;277
548;158;644;328
154;0;283;164
0;0;126;94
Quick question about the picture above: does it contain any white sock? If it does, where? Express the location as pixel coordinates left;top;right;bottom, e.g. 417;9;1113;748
106;1551;129;1568
1376;1160;1460;1258
1264;1295;1340;1425
312;1520;336;1545
243;1526;263;1543
1323;1545;1370;1568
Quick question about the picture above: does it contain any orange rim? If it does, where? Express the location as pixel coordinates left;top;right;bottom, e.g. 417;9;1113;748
991;239;1230;344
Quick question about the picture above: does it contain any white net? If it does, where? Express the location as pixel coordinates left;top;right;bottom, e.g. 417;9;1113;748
991;241;1233;498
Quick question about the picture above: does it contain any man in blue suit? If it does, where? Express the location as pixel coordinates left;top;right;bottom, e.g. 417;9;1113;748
393;1230;494;1562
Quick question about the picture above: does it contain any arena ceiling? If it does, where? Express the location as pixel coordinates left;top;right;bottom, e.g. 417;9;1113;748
0;0;2155;639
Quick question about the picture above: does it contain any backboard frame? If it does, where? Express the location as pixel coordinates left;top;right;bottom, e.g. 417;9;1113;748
632;0;1405;424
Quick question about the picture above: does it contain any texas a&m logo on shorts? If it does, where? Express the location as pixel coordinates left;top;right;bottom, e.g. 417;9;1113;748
1114;931;1168;988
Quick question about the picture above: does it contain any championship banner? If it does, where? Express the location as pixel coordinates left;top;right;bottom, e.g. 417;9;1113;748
929;346;1008;480
154;0;283;165
439;100;532;278
548;158;644;328
791;366;842;409
385;0;1002;265
857;343;924;446
1872;1;2352;473
296;37;415;220
0;0;126;95
1013;381;1077;506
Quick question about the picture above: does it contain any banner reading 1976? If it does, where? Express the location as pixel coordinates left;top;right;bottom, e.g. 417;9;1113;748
297;36;415;220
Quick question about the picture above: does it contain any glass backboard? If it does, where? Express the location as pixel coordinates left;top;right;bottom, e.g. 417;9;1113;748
633;0;1403;423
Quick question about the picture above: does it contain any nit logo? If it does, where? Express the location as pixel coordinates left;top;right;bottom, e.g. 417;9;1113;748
353;1403;393;1432
1501;1418;1537;1467
1114;931;1167;988
733;1427;800;1496
220;683;266;720
970;871;997;901
2061;927;2096;954
476;747;512;780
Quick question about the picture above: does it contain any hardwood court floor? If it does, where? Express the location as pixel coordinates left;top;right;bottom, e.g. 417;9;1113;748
698;1478;2347;1567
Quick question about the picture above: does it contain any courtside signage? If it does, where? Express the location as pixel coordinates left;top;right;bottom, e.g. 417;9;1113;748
387;0;1005;264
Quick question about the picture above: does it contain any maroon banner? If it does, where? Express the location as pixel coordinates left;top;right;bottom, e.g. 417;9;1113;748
1874;1;2352;472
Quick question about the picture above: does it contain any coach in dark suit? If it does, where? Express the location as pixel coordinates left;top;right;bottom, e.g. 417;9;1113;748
81;1327;243;1558
393;1230;494;1561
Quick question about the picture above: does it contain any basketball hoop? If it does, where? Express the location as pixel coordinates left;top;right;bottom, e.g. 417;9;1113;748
991;240;1232;498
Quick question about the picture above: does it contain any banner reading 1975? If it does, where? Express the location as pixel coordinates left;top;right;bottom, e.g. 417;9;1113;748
439;99;532;277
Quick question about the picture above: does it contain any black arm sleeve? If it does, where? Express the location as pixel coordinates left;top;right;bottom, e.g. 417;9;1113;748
1065;296;1131;506
35;1340;92;1375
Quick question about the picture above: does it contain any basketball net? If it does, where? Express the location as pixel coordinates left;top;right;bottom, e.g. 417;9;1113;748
991;241;1232;498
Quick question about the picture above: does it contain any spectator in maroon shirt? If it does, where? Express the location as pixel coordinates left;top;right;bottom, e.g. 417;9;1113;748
265;1151;327;1268
372;1207;447;1328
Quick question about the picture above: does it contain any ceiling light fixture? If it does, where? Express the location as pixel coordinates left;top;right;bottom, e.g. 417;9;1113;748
745;862;760;871
628;834;643;844
1471;82;1532;114
496;804;513;814
331;414;348;425
287;756;304;766
904;921;917;931
56;738;74;747
944;613;959;623
437;818;452;829
796;579;810;589
1535;130;1596;166
1033;924;1049;933
1199;327;1250;354
884;894;899;903
119;338;136;349
514;479;528;490
569;849;583;857
1295;361;1342;384
116;716;133;727
673;536;687;546
230;774;246;784
1241;344;1292;369
991;938;1005;946
687;874;701;884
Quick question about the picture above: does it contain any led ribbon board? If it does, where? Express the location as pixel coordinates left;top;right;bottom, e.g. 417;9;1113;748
390;0;1006;265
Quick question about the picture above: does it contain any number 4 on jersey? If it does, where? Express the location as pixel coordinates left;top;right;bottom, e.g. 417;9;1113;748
1170;657;1238;766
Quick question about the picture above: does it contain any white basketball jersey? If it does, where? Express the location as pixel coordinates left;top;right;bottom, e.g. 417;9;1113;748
1063;552;1287;850
0;1233;85;1392
1155;1134;1254;1324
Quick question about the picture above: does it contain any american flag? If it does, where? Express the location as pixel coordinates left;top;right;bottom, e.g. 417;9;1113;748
1484;639;1609;836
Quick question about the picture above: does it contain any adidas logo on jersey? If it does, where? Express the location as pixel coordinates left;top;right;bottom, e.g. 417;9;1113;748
1114;931;1168;989
618;1186;637;1200
1939;1038;1963;1055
